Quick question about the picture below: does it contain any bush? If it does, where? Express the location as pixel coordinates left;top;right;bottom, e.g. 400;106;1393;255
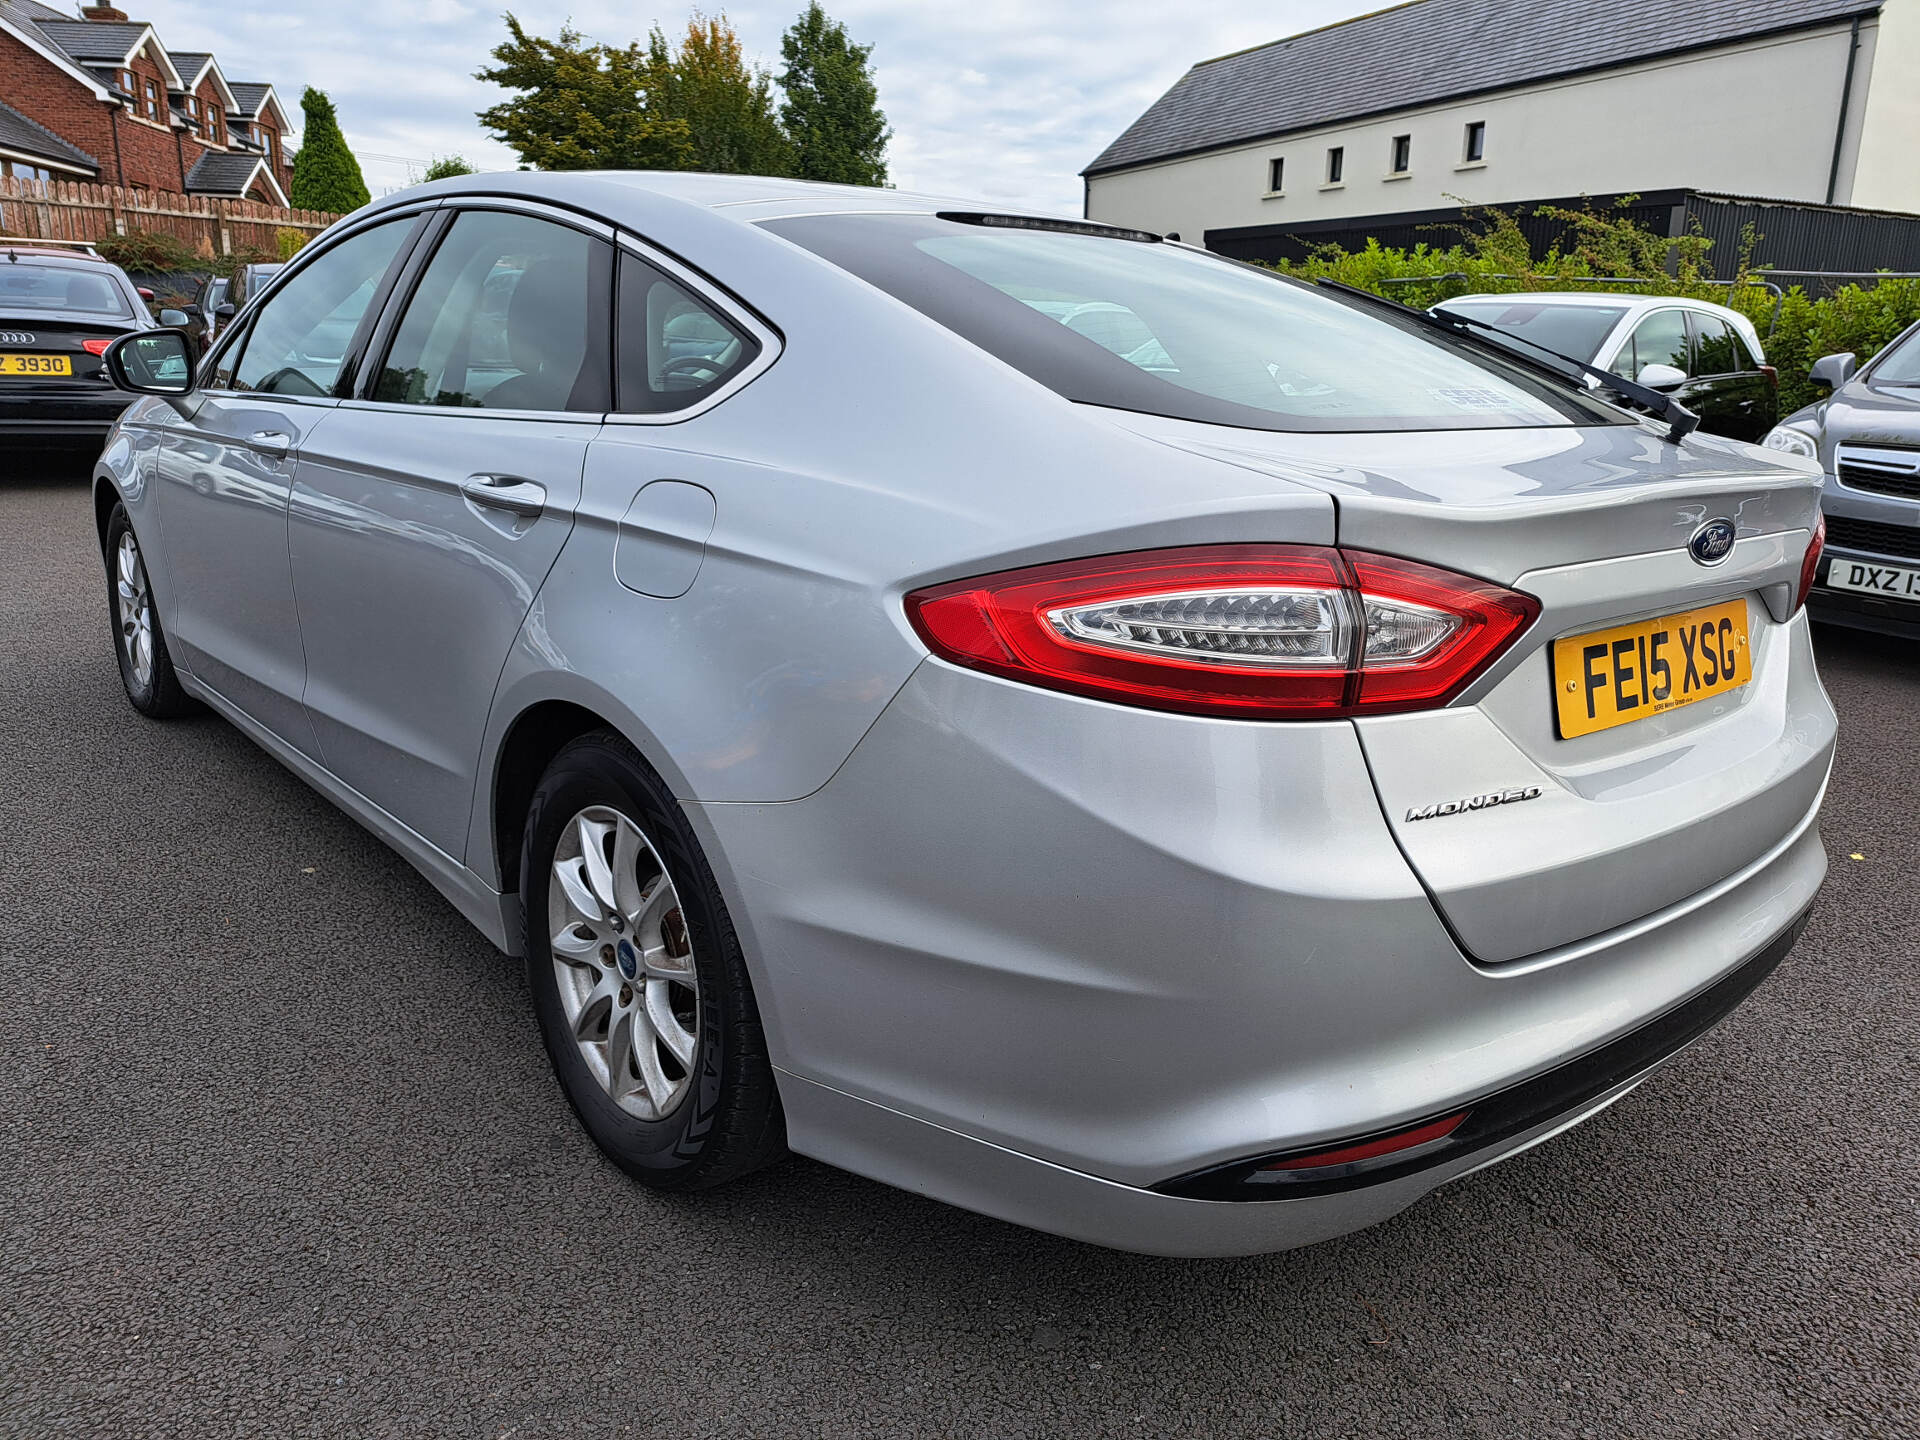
275;227;311;260
96;228;198;273
1264;201;1920;417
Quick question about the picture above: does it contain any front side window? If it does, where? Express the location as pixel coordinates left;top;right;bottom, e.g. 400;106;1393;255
1611;309;1690;380
1869;325;1920;386
373;209;611;412
766;214;1617;434
1390;135;1411;174
615;252;758;414
1326;147;1344;184
232;218;412;396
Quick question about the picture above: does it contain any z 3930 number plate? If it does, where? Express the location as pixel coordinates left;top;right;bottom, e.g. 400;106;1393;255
1550;598;1750;739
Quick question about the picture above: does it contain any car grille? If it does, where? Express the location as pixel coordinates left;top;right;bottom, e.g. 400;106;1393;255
1825;515;1920;560
1836;444;1920;502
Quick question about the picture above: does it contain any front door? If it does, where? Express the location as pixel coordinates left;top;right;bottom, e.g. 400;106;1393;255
149;216;419;750
287;206;612;857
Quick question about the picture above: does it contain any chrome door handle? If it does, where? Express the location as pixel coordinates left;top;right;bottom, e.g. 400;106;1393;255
461;473;547;518
248;430;292;457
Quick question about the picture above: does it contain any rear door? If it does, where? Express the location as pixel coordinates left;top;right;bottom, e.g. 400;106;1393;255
146;214;422;749
287;203;610;856
1687;311;1775;442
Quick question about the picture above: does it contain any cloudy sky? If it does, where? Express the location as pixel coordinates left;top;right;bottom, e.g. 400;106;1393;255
118;0;1381;212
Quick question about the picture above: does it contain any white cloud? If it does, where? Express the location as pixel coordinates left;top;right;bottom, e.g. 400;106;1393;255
119;0;1377;208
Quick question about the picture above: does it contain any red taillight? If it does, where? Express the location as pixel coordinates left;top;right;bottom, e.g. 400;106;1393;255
1795;513;1826;613
81;338;112;356
905;544;1539;720
1260;1110;1469;1172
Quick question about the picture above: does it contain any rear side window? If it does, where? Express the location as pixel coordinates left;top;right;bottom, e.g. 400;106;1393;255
615;252;759;414
1692;314;1748;375
234;219;412;397
0;262;129;316
373;209;612;413
764;212;1614;433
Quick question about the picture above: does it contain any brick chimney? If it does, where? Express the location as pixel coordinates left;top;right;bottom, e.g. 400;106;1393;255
81;5;130;19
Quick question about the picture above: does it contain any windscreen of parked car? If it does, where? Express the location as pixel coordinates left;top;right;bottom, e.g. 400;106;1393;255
1439;301;1627;366
763;214;1623;432
0;262;130;317
1870;325;1920;386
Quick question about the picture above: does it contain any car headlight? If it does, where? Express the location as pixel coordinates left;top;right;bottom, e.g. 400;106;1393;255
1762;425;1819;460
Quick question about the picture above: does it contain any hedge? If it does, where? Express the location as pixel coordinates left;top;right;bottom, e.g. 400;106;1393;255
1263;203;1920;416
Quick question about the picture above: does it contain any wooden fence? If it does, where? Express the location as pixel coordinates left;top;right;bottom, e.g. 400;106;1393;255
0;176;340;256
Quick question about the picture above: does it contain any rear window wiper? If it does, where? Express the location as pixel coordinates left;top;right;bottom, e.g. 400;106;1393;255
1314;279;1700;444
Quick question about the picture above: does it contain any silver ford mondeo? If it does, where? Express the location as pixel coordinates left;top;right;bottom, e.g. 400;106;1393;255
94;174;1834;1256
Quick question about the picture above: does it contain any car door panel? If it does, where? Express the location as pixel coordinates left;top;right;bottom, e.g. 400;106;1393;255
149;393;331;751
286;206;612;859
289;412;591;855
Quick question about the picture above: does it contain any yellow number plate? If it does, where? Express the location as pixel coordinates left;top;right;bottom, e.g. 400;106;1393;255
1551;599;1750;739
0;353;72;376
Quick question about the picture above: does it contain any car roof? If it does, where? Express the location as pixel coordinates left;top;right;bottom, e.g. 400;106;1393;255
1438;291;1752;322
2;245;113;266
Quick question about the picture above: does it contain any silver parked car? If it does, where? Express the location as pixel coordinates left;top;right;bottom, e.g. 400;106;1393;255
95;174;1834;1257
1764;321;1920;638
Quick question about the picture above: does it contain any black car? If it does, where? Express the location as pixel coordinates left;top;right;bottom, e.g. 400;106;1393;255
0;247;169;454
178;273;230;350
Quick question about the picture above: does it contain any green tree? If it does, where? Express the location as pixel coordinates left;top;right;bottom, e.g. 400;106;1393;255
476;14;693;171
289;87;371;212
778;3;888;185
422;155;477;181
646;13;794;176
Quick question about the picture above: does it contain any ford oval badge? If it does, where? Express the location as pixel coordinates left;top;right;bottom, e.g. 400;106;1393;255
1689;518;1737;566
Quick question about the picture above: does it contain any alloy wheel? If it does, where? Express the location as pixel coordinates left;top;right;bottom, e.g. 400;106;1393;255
547;805;701;1121
115;530;154;691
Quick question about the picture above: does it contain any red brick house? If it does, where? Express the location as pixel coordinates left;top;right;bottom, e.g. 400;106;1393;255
0;0;293;205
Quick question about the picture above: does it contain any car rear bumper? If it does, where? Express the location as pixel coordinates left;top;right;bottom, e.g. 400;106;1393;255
775;905;1811;1257
695;651;1830;1253
1810;550;1920;639
0;383;131;445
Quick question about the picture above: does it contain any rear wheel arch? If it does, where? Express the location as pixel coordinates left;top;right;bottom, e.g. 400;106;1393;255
492;700;638;895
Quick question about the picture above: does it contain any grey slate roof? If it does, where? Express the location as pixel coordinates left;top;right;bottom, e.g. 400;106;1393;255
30;19;147;64
184;150;271;196
1086;0;1883;175
0;96;97;173
169;50;212;87
227;82;274;118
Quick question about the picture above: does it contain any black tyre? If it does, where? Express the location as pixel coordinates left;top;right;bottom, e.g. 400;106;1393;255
522;730;785;1189
104;501;196;719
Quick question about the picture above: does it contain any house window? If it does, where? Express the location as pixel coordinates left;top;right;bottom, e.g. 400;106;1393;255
1325;146;1344;184
1267;157;1284;193
143;79;159;121
3;162;54;181
212;111;224;145
1390;135;1411;174
1464;121;1486;163
116;69;131;94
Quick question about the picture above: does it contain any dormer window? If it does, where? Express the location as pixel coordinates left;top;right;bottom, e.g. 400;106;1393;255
142;78;159;121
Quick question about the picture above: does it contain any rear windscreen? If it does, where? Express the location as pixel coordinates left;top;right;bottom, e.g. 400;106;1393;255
0;262;130;316
1439;301;1628;365
763;213;1626;433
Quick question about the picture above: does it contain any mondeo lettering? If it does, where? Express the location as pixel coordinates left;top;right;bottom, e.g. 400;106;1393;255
1405;785;1544;822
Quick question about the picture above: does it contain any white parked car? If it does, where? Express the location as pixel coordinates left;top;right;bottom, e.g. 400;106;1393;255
1434;292;1778;442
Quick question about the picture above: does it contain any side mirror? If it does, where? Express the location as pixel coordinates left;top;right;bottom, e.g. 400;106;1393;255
106;329;195;395
1636;362;1688;390
157;308;191;328
216;302;237;320
1808;352;1857;390
181;302;203;318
